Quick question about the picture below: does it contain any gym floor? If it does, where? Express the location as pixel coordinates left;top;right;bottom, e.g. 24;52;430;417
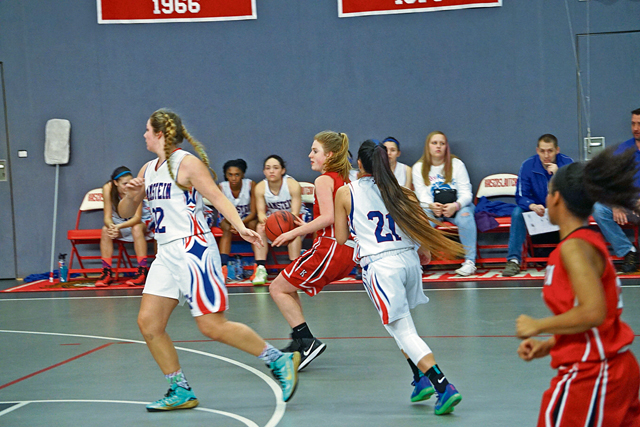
1;277;639;427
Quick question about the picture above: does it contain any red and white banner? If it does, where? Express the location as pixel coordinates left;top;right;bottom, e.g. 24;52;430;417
338;0;501;18
97;0;256;24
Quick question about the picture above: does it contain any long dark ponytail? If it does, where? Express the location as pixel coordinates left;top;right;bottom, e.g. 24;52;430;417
358;140;463;259
553;147;639;220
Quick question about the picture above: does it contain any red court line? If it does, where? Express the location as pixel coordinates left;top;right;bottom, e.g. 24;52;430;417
0;343;114;390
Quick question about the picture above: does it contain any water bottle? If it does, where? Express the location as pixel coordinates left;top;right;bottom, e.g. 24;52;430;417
58;253;68;283
227;259;236;281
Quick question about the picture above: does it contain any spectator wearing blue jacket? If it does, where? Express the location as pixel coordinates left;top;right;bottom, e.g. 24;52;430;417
502;134;574;276
591;108;640;273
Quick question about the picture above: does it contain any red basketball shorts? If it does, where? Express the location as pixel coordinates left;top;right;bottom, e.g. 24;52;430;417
282;236;355;296
537;350;640;427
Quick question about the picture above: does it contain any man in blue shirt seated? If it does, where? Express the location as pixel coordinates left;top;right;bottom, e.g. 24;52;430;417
502;134;574;277
591;108;640;273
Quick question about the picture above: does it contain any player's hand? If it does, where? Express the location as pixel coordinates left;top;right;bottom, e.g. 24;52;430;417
272;230;296;247
258;214;268;225
124;177;145;196
238;227;263;247
418;249;431;265
517;338;552;361
442;203;458;218
229;225;238;235
543;163;558;175
516;314;540;338
612;207;628;225
106;223;120;239
293;216;305;227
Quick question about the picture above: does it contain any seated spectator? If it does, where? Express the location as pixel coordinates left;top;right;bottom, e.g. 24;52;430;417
96;166;153;287
592;108;640;273
501;134;573;277
413;131;478;276
252;155;307;285
218;159;257;280
382;136;413;189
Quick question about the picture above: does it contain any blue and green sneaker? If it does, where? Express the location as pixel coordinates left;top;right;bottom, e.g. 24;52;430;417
269;352;300;402
146;383;199;412
410;375;435;402
434;383;462;415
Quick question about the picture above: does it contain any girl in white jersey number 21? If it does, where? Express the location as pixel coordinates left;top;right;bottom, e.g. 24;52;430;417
335;140;464;416
119;109;300;411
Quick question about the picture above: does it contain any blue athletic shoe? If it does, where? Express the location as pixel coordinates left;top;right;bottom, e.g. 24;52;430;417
434;383;462;415
146;383;199;412
269;352;300;402
410;375;435;402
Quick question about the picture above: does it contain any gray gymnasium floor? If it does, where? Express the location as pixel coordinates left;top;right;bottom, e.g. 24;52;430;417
1;278;640;427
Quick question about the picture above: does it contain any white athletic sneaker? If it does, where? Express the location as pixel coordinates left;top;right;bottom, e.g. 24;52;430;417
252;265;268;286
455;260;476;276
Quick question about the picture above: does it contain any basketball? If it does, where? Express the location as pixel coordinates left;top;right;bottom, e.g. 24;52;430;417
265;210;296;242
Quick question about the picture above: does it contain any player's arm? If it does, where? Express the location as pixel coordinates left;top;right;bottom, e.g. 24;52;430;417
516;239;606;338
334;186;351;245
254;181;267;224
120;163;149;218
288;177;302;219
114;203;143;228
243;180;257;224
102;182;114;227
180;156;262;247
405;165;413;190
271;175;334;246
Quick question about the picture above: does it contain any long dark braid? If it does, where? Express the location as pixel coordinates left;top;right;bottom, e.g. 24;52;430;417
358;140;464;259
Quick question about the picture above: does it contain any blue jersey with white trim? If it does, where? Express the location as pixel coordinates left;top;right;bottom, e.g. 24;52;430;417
348;177;415;259
144;149;210;245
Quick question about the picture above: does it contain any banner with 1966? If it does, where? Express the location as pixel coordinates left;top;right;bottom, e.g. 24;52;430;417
97;0;256;24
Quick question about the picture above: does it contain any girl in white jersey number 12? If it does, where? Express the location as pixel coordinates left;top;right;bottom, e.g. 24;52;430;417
118;109;300;411
335;140;464;416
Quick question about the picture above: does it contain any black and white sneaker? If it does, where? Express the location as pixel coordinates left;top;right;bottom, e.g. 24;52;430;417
280;337;326;371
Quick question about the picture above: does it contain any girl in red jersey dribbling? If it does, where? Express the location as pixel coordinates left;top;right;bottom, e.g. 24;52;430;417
516;147;640;427
268;130;357;371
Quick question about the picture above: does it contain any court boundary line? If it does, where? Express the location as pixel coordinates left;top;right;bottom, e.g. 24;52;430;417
0;400;259;426
0;330;285;427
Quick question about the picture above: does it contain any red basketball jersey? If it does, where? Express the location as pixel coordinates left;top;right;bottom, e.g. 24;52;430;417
543;227;635;368
314;171;348;239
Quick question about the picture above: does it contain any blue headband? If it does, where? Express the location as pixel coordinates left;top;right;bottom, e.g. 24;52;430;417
382;136;400;149
113;170;131;180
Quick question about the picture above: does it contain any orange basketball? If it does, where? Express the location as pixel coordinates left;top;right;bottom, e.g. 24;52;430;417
265;210;296;242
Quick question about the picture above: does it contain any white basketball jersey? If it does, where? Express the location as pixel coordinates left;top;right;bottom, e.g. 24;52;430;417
393;162;408;187
264;175;295;216
144;149;210;245
348;177;415;259
220;179;252;219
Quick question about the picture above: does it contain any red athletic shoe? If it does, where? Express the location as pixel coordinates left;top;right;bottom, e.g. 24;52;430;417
95;268;113;287
125;266;148;287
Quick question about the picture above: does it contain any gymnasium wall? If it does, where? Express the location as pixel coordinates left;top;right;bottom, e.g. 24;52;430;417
1;0;639;277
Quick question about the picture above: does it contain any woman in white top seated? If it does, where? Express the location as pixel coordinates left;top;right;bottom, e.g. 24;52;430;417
412;131;478;277
252;155;305;285
218;159;257;279
382;136;412;189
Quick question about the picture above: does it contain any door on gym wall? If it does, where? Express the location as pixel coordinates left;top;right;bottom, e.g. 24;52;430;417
0;62;17;279
577;31;640;160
